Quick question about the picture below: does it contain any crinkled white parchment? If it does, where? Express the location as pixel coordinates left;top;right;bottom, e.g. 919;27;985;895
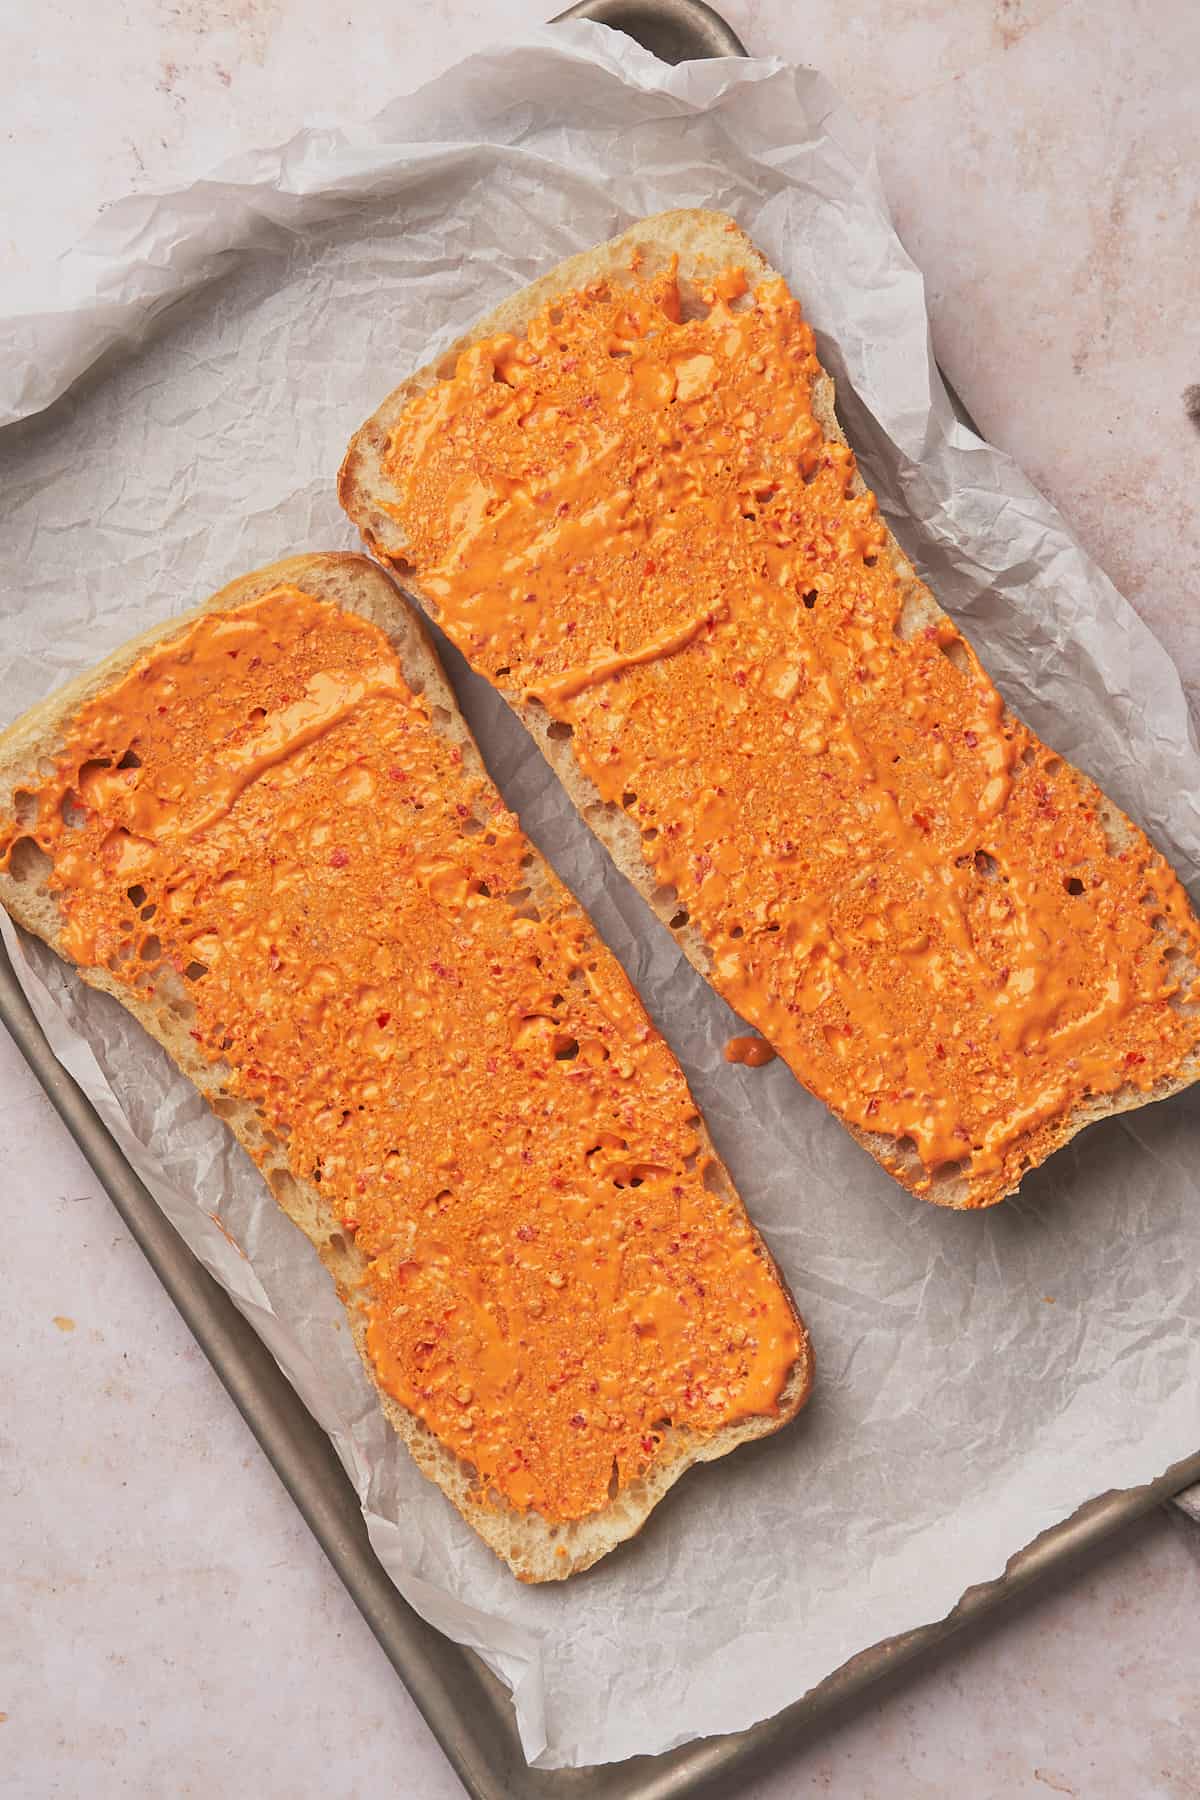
1;22;1198;1771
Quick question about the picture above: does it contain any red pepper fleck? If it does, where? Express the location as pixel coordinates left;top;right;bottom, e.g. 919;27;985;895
376;1012;391;1028
963;730;978;748
329;848;348;868
569;1412;587;1428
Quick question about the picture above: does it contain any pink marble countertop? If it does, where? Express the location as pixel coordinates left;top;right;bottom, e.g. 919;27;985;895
3;2;1198;1795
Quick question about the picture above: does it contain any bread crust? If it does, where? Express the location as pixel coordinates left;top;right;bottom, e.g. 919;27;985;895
0;550;812;1581
340;210;1200;1210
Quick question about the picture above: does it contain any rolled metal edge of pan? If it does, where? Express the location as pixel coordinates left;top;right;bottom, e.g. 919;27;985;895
552;0;748;63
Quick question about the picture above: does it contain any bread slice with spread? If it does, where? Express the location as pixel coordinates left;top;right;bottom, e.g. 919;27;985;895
340;208;1200;1210
0;551;812;1580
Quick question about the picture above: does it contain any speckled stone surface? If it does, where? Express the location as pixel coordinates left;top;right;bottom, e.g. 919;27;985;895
2;3;1198;1795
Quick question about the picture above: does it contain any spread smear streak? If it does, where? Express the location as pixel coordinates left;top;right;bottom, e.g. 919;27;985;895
0;586;803;1524
379;261;1200;1204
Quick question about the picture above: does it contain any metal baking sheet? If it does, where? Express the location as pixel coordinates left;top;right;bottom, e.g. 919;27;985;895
4;3;1198;1796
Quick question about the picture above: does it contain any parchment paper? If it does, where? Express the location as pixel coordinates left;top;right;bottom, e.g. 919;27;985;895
2;22;1198;1770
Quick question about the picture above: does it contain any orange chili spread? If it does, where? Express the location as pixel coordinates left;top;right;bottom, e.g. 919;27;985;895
0;586;802;1521
380;263;1200;1202
725;1036;777;1069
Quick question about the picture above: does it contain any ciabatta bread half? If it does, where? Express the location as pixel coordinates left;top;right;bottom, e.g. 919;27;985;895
0;551;812;1581
340;211;1200;1211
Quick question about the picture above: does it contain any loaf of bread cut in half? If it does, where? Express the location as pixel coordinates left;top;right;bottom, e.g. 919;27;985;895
0;553;813;1580
341;209;1200;1210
